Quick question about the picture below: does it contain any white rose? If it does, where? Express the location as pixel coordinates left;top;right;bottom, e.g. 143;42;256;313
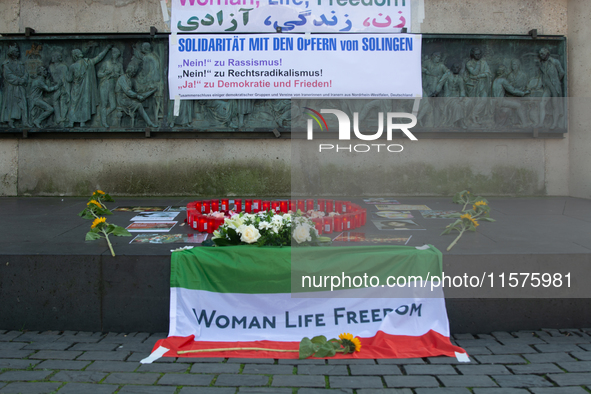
259;221;272;230
240;225;261;244
293;224;312;244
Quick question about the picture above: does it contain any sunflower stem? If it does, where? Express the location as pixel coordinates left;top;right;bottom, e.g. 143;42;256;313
447;228;465;251
178;347;299;354
102;230;116;257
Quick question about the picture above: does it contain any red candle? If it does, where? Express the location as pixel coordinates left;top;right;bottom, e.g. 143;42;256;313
312;218;323;235
271;201;280;213
323;216;333;234
234;199;242;212
306;199;314;212
352;213;359;229
198;215;208;232
289;200;296;212
296;200;305;212
202;200;211;214
262;200;271;212
253;199;262;213
280;200;288;213
317;199;326;212
341;201;348;214
245;199;252;213
335;200;343;214
343;214;351;230
361;209;367;226
326;200;334;213
211;199;220;212
334;215;343;232
194;201;202;215
206;217;216;233
186;202;196;223
221;199;229;211
215;217;224;231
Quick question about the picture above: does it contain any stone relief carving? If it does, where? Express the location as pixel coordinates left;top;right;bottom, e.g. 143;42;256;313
0;36;566;133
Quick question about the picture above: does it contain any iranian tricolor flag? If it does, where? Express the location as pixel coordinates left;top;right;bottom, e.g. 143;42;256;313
147;245;467;361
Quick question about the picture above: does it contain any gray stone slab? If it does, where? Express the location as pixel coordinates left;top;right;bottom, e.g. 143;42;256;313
456;364;511;375
472;390;530;394
376;358;425;365
190;363;240;374
455;340;499;348
299;390;353;394
117;387;177;394
138;362;190;373
271;374;325;387
473;355;527;364
492;375;553;387
177;357;225;363
34;360;90;370
414;390;472;394
179;388;236;394
0;359;40;369
103;372;160;385
29;350;82;360
327;359;377;365
297;365;349;375
357;390;412;394
507;363;564;374
530;388;590;394
404;365;458;375
0;343;26;351
215;374;269;386
570;351;591;361
523;352;576;363
157;373;214;386
349;365;402;375
85;361;139;372
51;371;107;383
329;376;384;389
277;359;326;365
534;344;584;353
56;383;118;394
425;356;477;364
547;372;591;386
23;342;72;351
384;376;439;388
76;351;130;361
438;375;498;387
115;343;156;352
0;332;23;342
0;371;52;381
460;347;491;355
241;364;294;375
557;361;591;372
56;335;103;344
238;389;291;394
0;382;62;394
0;350;35;359
486;344;537;354
69;343;119;351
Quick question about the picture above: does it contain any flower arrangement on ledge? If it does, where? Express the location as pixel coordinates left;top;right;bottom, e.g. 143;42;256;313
442;191;495;251
212;210;331;247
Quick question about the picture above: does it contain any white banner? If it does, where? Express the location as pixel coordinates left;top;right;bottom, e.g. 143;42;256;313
171;0;411;34
169;33;422;99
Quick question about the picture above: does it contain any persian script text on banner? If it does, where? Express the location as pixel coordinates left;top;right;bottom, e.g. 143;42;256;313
171;0;411;34
169;33;422;99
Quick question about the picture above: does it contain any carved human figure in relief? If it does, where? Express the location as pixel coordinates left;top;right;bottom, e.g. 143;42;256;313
49;51;70;126
1;45;30;128
137;42;163;123
507;59;528;92
434;63;467;128
464;47;492;124
66;45;112;127
97;47;123;128
29;66;60;128
115;61;158;128
423;52;449;97
492;65;531;127
536;47;565;129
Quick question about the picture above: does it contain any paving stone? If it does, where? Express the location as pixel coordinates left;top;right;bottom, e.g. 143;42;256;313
0;371;52;381
190;363;240;374
115;343;155;352
0;359;40;369
349;365;402;375
271;374;325;387
557;361;591;372
277;359;326;365
69;343;119;351
0;332;23;342
414;389;471;394
56;335;103;344
85;360;139;372
0;350;35;359
455;340;500;348
438;375;498;387
34;360;90;370
29;350;82;360
542;336;590;344
404;365;457;375
384;376;439;388
238;389;291;394
0;343;27;351
51;371;107;383
76;351;130;361
157;373;214;386
377;358;425;365
176;357;225;363
241;364;294;375
56;383;118;394
10;333;43;343
523;352;576;363
492;375;553;388
530;388;590;394
215;374;269;386
534;344;584;353
497;338;547;346
297;365;349;375
0;382;61;393
490;332;515;340
547;372;591;386
472;389;530;394
486;344;537;354
23;342;72;351
226;358;275;364
357;390;412;394
456;364;511;375
425;356;477;364
570;351;591;361
473;355;527;364
507;363;564;374
453;334;475;340
179;388;236;394
578;343;591;351
138;362;190;373
327;359;377;365
461;347;491;355
298;390;353;394
98;335;146;344
103;372;159;385
117;387;177;394
328;376;384;389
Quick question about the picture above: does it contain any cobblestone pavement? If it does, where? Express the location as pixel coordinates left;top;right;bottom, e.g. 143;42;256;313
2;329;591;393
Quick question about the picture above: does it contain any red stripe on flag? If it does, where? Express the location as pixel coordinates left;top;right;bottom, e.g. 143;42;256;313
151;330;466;359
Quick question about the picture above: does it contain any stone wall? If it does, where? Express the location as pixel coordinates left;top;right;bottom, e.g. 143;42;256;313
0;0;579;197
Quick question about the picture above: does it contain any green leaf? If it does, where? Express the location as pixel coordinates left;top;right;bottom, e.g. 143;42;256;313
299;337;317;360
111;226;132;237
479;217;495;222
226;227;241;244
85;232;101;241
313;341;337;358
310;335;327;345
213;238;234;247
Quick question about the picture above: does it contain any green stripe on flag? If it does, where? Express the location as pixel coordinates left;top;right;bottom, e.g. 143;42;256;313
171;245;442;294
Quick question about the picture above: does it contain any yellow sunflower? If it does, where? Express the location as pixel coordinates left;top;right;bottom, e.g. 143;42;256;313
95;190;105;195
87;200;102;208
91;217;106;229
338;332;362;353
473;201;487;211
460;213;479;227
